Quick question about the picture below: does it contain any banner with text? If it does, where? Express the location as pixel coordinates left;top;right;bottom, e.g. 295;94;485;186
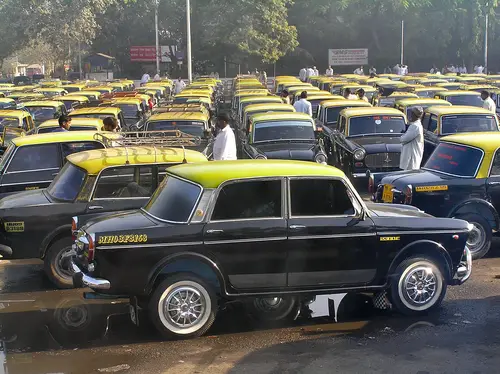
328;49;368;66
130;46;176;62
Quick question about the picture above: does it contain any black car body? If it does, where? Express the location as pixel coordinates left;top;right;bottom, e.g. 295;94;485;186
71;160;472;340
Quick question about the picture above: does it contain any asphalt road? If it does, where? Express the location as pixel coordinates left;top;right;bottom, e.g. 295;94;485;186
1;243;500;374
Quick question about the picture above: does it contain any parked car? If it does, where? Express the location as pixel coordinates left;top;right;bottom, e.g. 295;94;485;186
433;90;483;107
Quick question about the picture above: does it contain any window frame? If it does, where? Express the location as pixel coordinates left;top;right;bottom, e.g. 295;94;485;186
4;143;61;174
287;176;361;219
207;177;286;223
488;147;500;177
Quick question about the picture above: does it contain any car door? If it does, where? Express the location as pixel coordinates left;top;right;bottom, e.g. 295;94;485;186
422;113;439;164
486;149;500;212
286;177;378;288
0;144;61;196
203;178;288;290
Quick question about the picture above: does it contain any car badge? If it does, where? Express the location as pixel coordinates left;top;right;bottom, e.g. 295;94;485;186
384;153;391;164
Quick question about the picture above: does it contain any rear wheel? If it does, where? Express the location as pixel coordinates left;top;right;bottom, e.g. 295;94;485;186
456;214;491;260
43;237;75;289
245;296;299;324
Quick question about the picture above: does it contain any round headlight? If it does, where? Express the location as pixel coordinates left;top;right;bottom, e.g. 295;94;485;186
315;153;327;164
354;148;366;161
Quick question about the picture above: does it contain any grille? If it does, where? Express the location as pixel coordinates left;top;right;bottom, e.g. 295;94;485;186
364;152;400;169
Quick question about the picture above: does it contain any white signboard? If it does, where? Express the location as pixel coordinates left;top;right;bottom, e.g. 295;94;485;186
329;49;368;66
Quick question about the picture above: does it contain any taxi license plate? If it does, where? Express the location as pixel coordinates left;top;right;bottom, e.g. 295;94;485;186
382;185;394;203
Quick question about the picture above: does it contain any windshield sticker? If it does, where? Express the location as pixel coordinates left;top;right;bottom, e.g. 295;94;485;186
416;185;448;192
97;234;148;245
5;221;24;232
375;120;382;125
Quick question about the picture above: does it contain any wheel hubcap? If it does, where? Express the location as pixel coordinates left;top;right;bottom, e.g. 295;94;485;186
163;287;205;329
466;222;486;253
254;297;284;312
56;247;76;276
404;267;436;305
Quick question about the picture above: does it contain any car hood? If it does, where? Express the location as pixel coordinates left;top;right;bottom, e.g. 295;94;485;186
0;189;51;210
366;202;431;218
349;135;402;153
380;169;453;188
82;210;157;234
255;141;317;161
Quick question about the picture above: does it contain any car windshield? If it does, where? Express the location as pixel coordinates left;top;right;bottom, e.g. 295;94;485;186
253;120;314;142
64;87;81;93
348;115;405;136
46;162;87;201
447;95;483;107
378;98;397;107
147;121;204;137
0;116;20;129
441;114;498;135
26;107;57;121
143;175;201;222
424;142;483;178
416;91;437;98
115;104;139;118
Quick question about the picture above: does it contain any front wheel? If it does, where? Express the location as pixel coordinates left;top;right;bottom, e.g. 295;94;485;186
44;237;75;289
456;214;492;260
148;274;218;339
390;256;447;315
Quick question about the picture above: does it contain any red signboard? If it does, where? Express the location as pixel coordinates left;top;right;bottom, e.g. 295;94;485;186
130;46;157;62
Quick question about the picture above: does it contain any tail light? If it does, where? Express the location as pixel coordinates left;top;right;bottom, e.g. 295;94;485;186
368;175;375;194
404;184;413;205
71;217;78;241
87;233;96;262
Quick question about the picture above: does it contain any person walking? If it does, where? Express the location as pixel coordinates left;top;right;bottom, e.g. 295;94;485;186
281;89;291;105
213;113;237;161
481;90;496;114
354;66;364;75
400;106;424;171
173;77;186;95
326;66;333;76
299;67;307;82
357;88;369;102
53;115;71;132
140;71;151;86
293;91;312;116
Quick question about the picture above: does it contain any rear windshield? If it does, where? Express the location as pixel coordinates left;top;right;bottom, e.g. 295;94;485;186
424;142;483;178
65;87;81;93
115;104;139;118
47;162;87;201
348;116;405;136
446;95;483;107
38;125;99;134
144;175;201;222
147;121;204;137
26;107;58;121
253;120;314;142
416;91;438;98
441;114;498;135
0;102;15;109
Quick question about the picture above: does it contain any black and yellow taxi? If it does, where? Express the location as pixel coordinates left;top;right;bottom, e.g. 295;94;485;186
35;87;68;98
394;98;451;118
61;83;87;93
23;100;68;126
413;87;447;98
434;90;483;107
241;103;295;134
68;91;102;104
106;97;147;130
52;95;90;112
0;109;35;133
374;92;419;107
0;98;16;109
71;159;471;339
8;92;45;103
237;96;284;126
0;143;208;288
316;99;372;129
69;107;126;131
36;118;105;134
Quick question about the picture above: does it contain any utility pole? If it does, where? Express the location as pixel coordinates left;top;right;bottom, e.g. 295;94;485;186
186;0;192;83
78;40;82;80
155;0;160;75
400;20;404;65
485;12;489;73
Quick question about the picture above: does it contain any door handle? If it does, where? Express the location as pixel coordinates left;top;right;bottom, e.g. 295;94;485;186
206;229;223;234
489;182;500;186
289;225;306;230
88;205;104;210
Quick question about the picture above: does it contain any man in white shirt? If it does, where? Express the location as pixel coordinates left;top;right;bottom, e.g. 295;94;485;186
299;67;307;82
393;64;401;75
306;67;314;80
213;113;237;160
140;72;150;86
477;65;485;74
344;88;358;100
482;90;496;113
354;66;364;75
173;77;186;95
313;66;319;76
369;66;377;75
326;66;333;76
400;106;424;171
293;91;312;116
153;72;161;81
450;65;456;73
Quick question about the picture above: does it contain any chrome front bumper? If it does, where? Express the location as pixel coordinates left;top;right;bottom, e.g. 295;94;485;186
70;258;111;290
455;246;472;285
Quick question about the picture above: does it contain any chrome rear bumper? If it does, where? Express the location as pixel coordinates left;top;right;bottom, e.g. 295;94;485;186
70;258;111;290
455;246;472;285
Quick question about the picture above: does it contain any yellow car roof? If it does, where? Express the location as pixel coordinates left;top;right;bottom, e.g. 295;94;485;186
395;98;452;106
244;103;295;113
23;100;65;107
250;112;314;123
425;106;496;116
70;91;102;96
67;146;208;175
110;98;142;105
62;84;86;88
0;110;30;119
320;100;372;108
239;96;283;104
38;118;104;128
441;132;500;153
414;87;446;92
36;88;67;92
12;131;120;147
52;95;90;102
70;107;122;116
0;98;15;103
168;160;345;189
148;112;209;121
341;107;406;118
436;90;481;96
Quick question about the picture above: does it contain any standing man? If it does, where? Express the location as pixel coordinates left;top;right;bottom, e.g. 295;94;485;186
293;91;312;116
299;67;307;82
140;71;151;86
400;107;424;171
173;77;186;95
53;115;71;132
306;66;314;81
369;66;377;75
326;66;334;76
153;72;161;81
281;89;291;105
481;91;496;114
354;66;364;75
313;66;319;76
213;113;237;161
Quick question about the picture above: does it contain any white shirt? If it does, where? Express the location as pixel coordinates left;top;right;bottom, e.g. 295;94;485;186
400;119;424;170
293;98;313;116
213;126;237;160
153;74;160;81
483;97;496;113
450;66;456;73
313;69;319;76
299;68;307;81
347;94;358;100
394;66;401;75
354;68;363;75
173;79;186;94
326;68;333;76
306;68;314;79
369;68;377;74
477;65;485;74
140;73;150;84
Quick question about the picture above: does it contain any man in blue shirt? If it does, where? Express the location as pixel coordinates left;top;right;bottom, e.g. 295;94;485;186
53;115;71;132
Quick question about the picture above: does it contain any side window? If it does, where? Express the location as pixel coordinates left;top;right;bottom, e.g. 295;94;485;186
93;166;153;199
429;115;438;133
7;144;60;172
61;141;105;160
211;179;282;221
490;150;500;176
290;179;355;216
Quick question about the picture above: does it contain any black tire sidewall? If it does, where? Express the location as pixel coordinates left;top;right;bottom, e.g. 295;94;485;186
43;237;74;289
245;296;298;324
457;213;492;260
148;274;218;339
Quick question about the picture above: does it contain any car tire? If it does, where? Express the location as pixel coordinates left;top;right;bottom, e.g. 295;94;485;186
43;237;75;289
148;274;218;339
390;256;447;316
245;296;299;324
456;213;492;260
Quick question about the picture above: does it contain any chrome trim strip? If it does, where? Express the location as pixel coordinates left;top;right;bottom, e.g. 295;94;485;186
205;237;287;245
96;241;203;250
378;229;470;235
289;233;376;240
5;167;59;175
0;180;53;187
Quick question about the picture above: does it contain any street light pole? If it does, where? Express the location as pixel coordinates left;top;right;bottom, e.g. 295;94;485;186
485;12;489;73
400;20;404;65
78;40;82;80
186;0;192;83
155;1;160;75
